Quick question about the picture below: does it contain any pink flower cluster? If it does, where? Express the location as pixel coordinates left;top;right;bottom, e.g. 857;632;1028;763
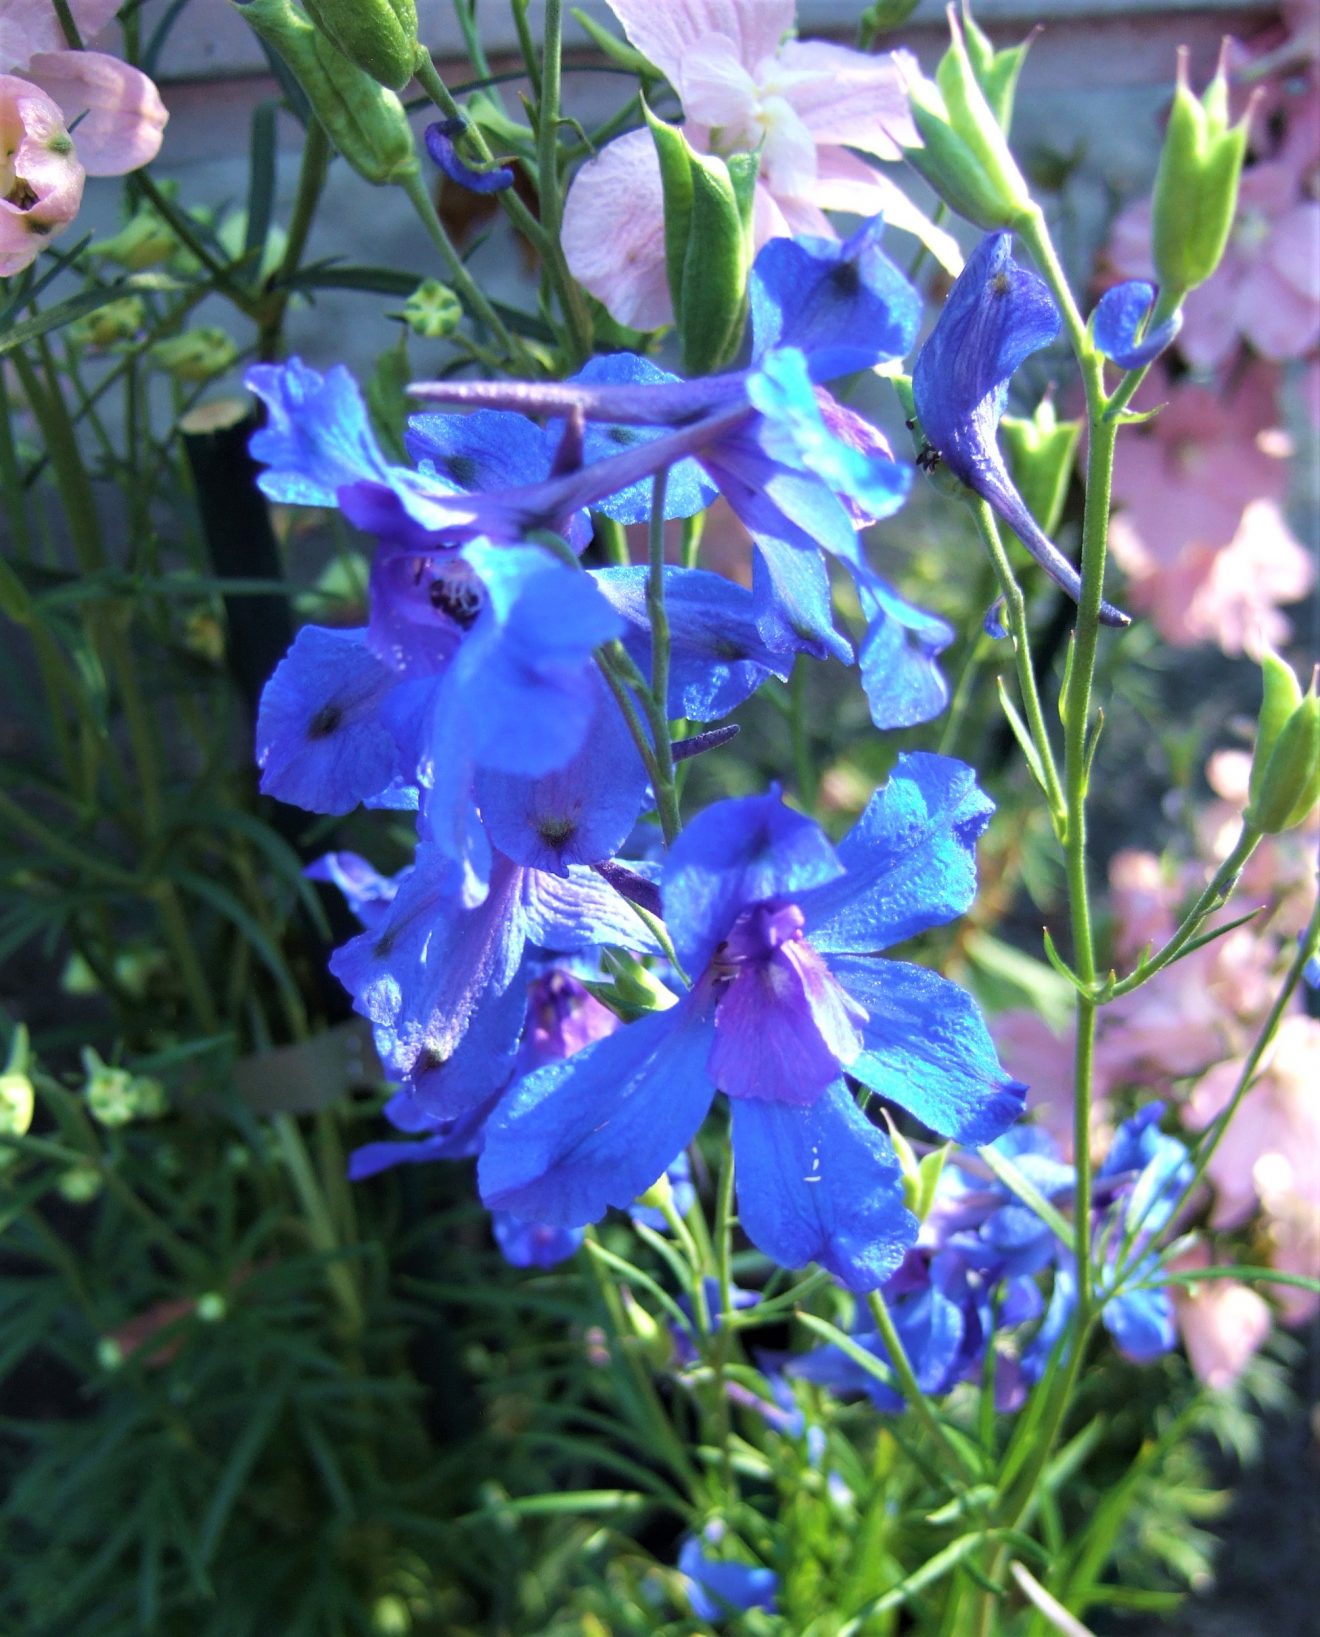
561;0;958;330
1;1;166;277
993;750;1319;1387
1102;9;1317;656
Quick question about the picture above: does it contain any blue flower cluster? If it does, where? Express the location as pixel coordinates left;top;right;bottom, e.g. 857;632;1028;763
791;1104;1193;1405
248;217;1033;1284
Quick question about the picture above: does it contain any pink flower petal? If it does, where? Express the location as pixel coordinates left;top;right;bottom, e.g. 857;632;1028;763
678;32;759;131
1175;1273;1272;1390
1;0;122;67
25;50;167;174
813;151;963;274
562;127;673;329
0;73;85;276
774;40;917;159
605;0;792;83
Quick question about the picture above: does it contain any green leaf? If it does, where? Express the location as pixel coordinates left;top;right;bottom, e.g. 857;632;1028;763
245;100;279;263
198;1385;288;1562
996;678;1049;798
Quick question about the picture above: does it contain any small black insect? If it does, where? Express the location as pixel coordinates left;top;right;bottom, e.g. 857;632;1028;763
916;443;943;474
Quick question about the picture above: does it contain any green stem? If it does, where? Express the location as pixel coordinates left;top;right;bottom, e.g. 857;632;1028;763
969;499;1066;828
415;51;591;363
259;117;332;360
789;661;819;814
867;1290;976;1484
273;1112;364;1334
396;167;532;369
646;469;681;845
535;0;594;362
1107;824;1261;997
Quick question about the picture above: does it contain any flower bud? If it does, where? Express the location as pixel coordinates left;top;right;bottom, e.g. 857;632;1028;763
860;1;922;45
635;1173;673;1213
644;103;756;372
300;0;420;91
151;327;238;383
93;209;178;270
1150;45;1252;296
588;948;677;1020
0;1071;35;1140
70;296;146;349
82;1048;136;1127
1246;685;1319;835
58;1163;103;1204
196;1291;227;1323
401;277;462;338
1247;645;1304;810
955;1;1032;132
900;10;1033;230
233;0;418;187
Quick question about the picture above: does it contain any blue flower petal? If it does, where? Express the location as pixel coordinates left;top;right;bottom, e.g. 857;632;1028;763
1092;280;1181;371
329;847;529;1096
799;752;994;954
749;216;922;379
747;349;912;524
730;1081;917;1291
595;565;800;721
857;574;954;730
830;955;1026;1145
678;1540;778;1621
567;354;717;524
477;672;649;874
1103;1264;1177;1362
518;864;663;953
661;791;845;975
255;626;401;814
478;995;718;1226
492;1213;585;1267
752;534;853;665
425;119;515;194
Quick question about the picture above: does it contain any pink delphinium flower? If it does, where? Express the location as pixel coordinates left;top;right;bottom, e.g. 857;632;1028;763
562;0;956;329
0;73;83;275
3;1;169;168
1171;1245;1272;1390
990;1008;1087;1157
1184;1014;1320;1324
1106;366;1313;656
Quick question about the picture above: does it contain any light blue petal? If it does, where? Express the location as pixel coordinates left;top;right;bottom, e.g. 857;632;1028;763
857;574;954;730
477;672;649;873
492;1213;585;1268
752;534;853;666
255;626;401;814
1091;280;1181;371
478;995;718;1226
594;566;800;721
678;1540;778;1621
749;216;921;378
831;956;1026;1144
569;354;717;524
731;1081;917;1290
661;791;845;975
518;864;662;953
798;752;994;954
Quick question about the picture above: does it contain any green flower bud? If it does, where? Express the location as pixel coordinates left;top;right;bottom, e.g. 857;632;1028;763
234;0;419;187
860;1;922;47
585;948;677;1021
83;1049;137;1127
69;296;146;350
1151;45;1253;295
956;1;1032;132
94;209;178;270
96;1337;125;1372
0;1071;34;1149
635;1173;673;1213
150;327;239;383
301;0;420;91
902;9;1033;230
196;1292;227;1323
1000;398;1081;538
1246;685;1319;835
1247;645;1304;810
400;277;462;339
644;103;756;372
58;1164;103;1205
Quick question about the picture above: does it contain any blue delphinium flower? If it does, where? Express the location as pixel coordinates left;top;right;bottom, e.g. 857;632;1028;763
479;754;1025;1289
912;232;1130;628
492;1213;584;1267
678;1536;778;1622
424;117;514;194
1091;280;1182;371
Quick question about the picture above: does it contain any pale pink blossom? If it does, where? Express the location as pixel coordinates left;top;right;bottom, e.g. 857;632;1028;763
1171;1246;1272;1390
562;0;956;329
0;73;83;276
1108;848;1182;967
1185;1016;1320;1325
990;1009;1085;1157
0;1;166;184
1111;496;1313;658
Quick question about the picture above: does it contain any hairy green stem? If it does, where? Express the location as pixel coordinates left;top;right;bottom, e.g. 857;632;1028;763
867;1290;976;1484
